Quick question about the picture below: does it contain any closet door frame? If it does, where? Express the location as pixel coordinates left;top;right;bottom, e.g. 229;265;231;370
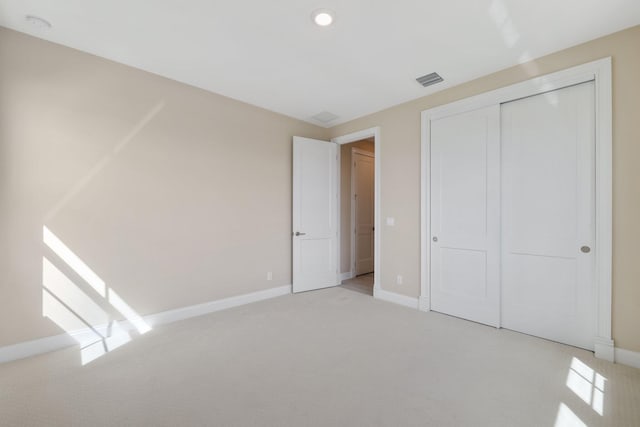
419;57;613;360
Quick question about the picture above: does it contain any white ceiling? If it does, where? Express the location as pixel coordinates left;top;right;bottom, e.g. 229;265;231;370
1;1;639;126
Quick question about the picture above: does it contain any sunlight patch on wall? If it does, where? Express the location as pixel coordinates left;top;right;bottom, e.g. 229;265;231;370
43;226;106;297
41;276;132;365
42;226;151;365
42;287;105;345
108;288;151;334
42;258;110;329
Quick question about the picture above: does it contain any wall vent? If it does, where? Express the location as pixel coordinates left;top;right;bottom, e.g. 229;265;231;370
416;72;443;87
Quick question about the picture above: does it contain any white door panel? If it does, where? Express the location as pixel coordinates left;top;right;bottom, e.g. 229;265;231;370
501;81;596;350
293;137;338;293
439;248;487;298
299;239;334;274
430;105;501;327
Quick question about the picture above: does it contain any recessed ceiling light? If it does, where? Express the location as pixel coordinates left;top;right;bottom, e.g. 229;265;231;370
25;15;52;30
311;9;335;27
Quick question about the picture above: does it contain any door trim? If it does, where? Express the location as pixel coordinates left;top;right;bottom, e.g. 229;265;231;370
420;57;613;360
351;148;375;276
332;127;381;291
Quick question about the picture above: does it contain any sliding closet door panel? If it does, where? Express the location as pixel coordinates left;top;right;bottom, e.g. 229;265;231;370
430;105;500;327
501;81;596;350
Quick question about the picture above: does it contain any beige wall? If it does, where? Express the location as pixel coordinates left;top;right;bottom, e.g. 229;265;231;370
0;28;329;347
339;138;375;274
329;25;640;352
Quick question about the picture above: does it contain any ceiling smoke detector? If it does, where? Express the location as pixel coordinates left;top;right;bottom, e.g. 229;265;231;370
25;15;52;30
416;72;443;87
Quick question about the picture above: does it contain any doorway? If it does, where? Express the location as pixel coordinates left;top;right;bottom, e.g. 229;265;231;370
339;139;375;295
291;127;380;296
333;127;380;297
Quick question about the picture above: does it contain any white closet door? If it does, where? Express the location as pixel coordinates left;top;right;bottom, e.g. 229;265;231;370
501;82;596;350
430;105;501;327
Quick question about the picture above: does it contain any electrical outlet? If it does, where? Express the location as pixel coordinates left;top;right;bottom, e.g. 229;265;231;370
396;275;403;285
267;272;273;281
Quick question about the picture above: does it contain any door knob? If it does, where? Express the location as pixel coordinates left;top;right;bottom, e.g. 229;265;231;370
294;231;306;236
580;246;591;253
432;236;438;242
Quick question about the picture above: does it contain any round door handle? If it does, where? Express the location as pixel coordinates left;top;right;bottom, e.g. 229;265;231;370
432;236;438;242
580;246;591;253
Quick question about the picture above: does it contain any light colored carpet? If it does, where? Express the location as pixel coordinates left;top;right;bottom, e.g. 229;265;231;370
1;287;639;426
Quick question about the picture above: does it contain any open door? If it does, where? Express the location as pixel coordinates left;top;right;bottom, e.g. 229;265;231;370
292;137;338;293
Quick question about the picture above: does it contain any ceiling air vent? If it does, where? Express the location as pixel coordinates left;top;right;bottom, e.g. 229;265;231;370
416;72;443;87
311;111;339;124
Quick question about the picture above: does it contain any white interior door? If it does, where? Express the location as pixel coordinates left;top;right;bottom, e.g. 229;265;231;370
501;82;596;350
292;136;338;293
353;150;375;275
430;105;501;327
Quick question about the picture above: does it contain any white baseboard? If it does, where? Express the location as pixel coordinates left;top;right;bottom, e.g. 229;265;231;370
594;337;615;362
0;284;291;365
145;285;291;327
340;271;354;282
373;288;419;309
0;334;76;365
615;347;640;369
